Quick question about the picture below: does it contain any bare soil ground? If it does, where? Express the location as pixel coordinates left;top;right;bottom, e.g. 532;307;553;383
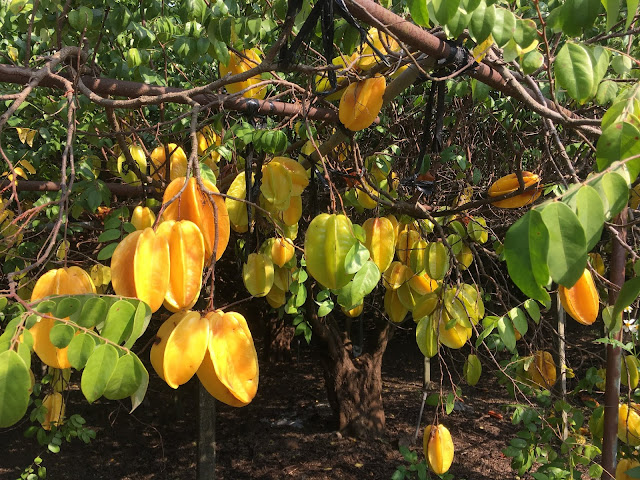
0;322;526;480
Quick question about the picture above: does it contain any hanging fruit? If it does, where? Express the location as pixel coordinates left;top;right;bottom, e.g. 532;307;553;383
304;214;358;290
41;392;65;430
618;403;640;446
558;268;599;325
362;217;395;273
524;351;557;389
150;143;188;181
488;172;542;208
339;76;386;131
156;220;205;312
243;253;275;298
131;206;156;230
225;171;252;233
424;424;454;475
197;311;259;407
270;237;295;268
110;228;171;312
162;176;230;261
219;49;266;100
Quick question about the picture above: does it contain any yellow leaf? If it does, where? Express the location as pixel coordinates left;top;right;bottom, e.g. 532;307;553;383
19;159;36;174
8;46;18;62
473;35;494;62
16;127;37;147
56;240;70;260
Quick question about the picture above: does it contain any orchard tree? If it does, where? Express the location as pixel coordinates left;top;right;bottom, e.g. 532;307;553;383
0;0;639;479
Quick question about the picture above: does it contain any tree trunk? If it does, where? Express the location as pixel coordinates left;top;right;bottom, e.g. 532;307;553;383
265;315;295;363
321;349;386;438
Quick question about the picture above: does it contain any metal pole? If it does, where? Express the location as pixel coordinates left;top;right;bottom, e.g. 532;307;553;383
198;384;216;480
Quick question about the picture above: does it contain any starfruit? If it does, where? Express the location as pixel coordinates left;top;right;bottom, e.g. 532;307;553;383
467;217;489;243
273;157;309;196
362;217;395;273
525;350;556;389
162;176;230;261
619;403;640;446
150;310;210;389
30;267;97;369
354;28;401;70
273;266;294;292
622;355;640;389
342;303;364;318
131;206;156;230
110;228;170;312
271;237;295;268
416;316;438;357
339;75;386;131
243;253;274;298
41;392;65;430
424;424;454;475
219;49;266;99
225;171;253;233
197;311;259;406
384;288;409;323
409;239;429;274
117;145;147;185
409;272;439;296
435;306;472;349
304;214;358;290
455;243;474;270
261;160;293;210
197;126;222;167
396;230;421;264
464;354;482;386
488;172;542;208
150;143;187;181
617;458;640;480
425;242;450;281
383;261;411;290
31;266;97;301
277;195;303;227
558;268;599;325
588;252;605;276
413;292;439;321
156;220;205;312
266;284;286;308
314;56;352;93
631;183;640;209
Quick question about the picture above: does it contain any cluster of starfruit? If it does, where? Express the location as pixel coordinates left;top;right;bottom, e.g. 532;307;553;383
242;237;297;309
225;156;310;236
150;310;258;407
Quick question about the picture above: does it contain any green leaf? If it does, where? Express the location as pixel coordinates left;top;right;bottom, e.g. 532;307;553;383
416;316;438;357
0;349;31;428
350;261;381;301
573;186;605;251
612;277;640;323
97;243;118;261
504;210;551;304
100;300;136;344
81;344;119;403
498;315;517;352
470;1;496;43
344;242;371;275
589;171;630;220
492;8;516;47
626;0;639;29
539;202;587;286
316;298;334;317
524;299;541;324
49;323;75;348
67;333;96;370
596;122;640;182
445;8;472;38
514;19;538;49
98;229;121;243
588;463;603;478
559;0;601;36
601;0;621;31
55;296;81;319
408;0;430;26
596;80;619;106
555;42;596;104
76;296;108;328
129;355;149;413
431;0;460;24
123;301;151;349
104;354;147;400
522;51;544;76
509;307;528;336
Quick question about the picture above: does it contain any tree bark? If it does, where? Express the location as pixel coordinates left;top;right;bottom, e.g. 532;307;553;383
265;315;295;363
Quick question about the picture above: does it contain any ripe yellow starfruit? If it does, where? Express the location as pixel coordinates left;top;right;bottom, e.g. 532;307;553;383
354;28;401;70
395;230;421;264
587;252;605;276
619;403;640;446
409;271;439;295
342;303;364;317
525;350;557;389
30;267;97;369
488;172;542;208
110;228;170;312
271;237;295;268
156;220;205;312
622;355;640;389
117;145;147;185
558;268;599;325
362;217;395;273
273;157;309;196
304;214;358;290
219;49;266;100
339;75;386;131
197;311;259;407
41;392;65;430
383;261;411;290
162;176;230;261
243;253;275;298
225;171;252;233
424;424;454;475
131;206;156;230
617;458;640;480
150;310;210;389
197;126;222;169
425;242;450;281
384;288;408;323
150;143;188;181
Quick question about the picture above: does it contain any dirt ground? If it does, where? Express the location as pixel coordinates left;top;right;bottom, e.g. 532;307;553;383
0;318;531;480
